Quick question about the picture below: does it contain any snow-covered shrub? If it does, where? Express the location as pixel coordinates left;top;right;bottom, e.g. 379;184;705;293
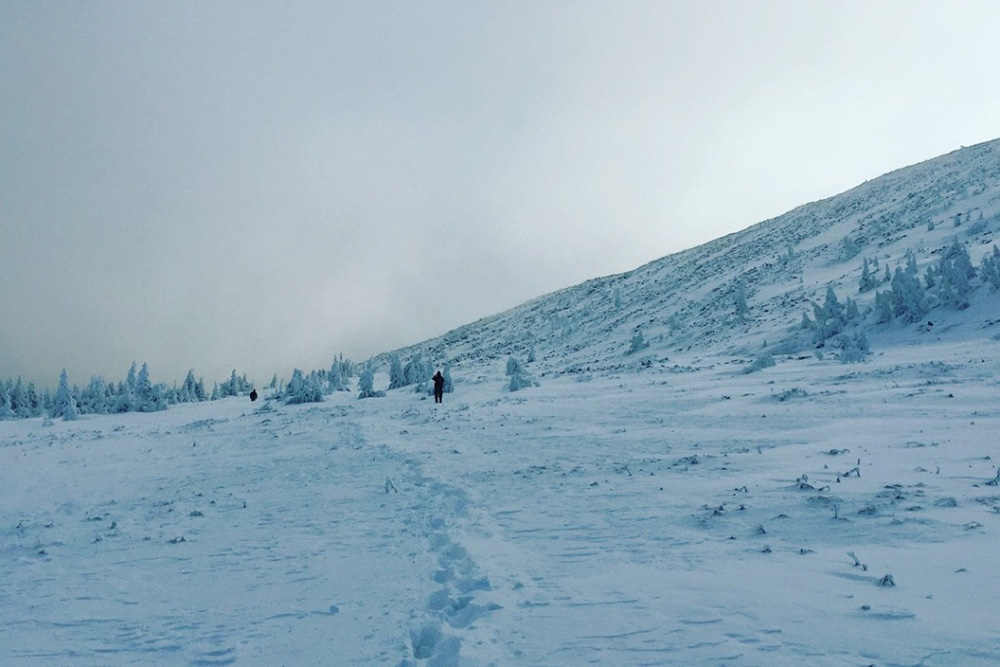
743;353;775;374
505;356;537;392
840;235;861;261
627;328;649;355
837;332;870;363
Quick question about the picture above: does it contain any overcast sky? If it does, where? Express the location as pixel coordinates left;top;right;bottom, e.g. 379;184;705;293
3;1;999;389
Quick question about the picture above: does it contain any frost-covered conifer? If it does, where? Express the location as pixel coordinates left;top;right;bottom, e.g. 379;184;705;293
0;388;14;420
135;363;153;410
10;378;29;418
80;376;110;414
859;257;879;293
181;370;203;403
980;245;1000;290
403;353;431;388
388;353;405;390
897;267;928;321
442;364;454;393
52;369;79;420
936;239;975;308
285;369;324;404
328;360;345;392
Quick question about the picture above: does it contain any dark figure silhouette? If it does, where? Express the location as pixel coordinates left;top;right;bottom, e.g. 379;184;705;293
432;371;445;404
249;389;258;402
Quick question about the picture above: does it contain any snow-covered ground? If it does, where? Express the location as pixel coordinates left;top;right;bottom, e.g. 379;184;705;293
4;326;1000;665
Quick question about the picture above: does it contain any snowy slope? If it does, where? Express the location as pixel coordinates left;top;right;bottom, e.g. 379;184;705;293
4;140;1000;666
397;138;1000;377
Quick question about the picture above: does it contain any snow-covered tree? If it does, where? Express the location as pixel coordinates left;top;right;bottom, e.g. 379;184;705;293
51;369;79;420
403;353;432;389
9;378;29;418
505;356;537;392
328;360;346;392
889;265;929;323
113;381;135;413
387;353;406;390
285;369;324;404
0;387;14;420
79;376;110;414
135;362;153;409
935;238;975;308
980;245;1000;290
859;257;879;293
358;361;385;399
442;364;454;394
180;370;206;403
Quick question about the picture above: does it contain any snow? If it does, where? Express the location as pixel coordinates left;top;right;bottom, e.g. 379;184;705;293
4;332;1000;665
4;139;1000;665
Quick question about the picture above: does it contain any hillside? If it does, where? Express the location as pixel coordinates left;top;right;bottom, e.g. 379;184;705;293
394;138;1000;377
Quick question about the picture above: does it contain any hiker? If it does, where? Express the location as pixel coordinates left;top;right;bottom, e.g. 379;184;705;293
432;370;445;404
249;389;258;402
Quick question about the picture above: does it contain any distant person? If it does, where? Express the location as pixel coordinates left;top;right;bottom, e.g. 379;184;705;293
432;370;445;404
249;389;258;402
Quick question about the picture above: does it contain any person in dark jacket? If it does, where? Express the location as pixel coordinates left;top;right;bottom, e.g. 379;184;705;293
432;371;445;404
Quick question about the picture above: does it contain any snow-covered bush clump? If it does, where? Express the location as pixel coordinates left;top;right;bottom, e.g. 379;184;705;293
505;356;537;392
743;353;776;374
627;328;650;355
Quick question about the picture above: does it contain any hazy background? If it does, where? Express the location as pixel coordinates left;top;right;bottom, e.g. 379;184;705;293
3;1;999;389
